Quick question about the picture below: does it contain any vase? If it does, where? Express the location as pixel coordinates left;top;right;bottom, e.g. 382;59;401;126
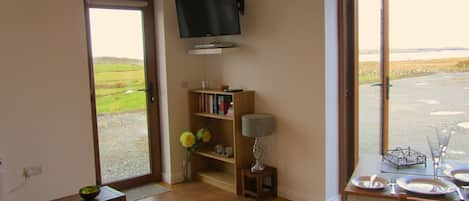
183;151;192;182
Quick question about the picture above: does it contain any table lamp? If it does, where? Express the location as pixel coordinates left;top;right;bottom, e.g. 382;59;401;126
242;113;274;172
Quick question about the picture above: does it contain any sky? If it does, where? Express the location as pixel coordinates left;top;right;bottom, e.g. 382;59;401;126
88;2;469;56
89;8;144;60
359;0;469;50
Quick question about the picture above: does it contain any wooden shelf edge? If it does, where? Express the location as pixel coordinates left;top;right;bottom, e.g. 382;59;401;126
198;171;235;193
192;113;233;120
191;89;253;96
188;47;239;55
195;150;235;164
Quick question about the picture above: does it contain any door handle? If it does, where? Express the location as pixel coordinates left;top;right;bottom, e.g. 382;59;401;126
132;82;155;103
148;82;155;103
370;82;392;87
370;78;392;99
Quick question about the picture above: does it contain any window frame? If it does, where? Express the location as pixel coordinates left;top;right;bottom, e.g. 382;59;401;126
338;0;391;195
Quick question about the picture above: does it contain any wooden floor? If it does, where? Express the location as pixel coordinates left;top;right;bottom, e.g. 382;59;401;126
139;182;289;201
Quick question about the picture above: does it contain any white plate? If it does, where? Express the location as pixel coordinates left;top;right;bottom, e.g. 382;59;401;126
445;167;469;183
397;176;458;195
351;175;388;190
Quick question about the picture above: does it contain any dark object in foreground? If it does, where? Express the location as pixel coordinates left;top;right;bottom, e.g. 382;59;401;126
52;186;125;201
79;185;100;200
383;147;427;169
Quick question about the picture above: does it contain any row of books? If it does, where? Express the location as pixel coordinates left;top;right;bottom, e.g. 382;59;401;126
198;94;233;116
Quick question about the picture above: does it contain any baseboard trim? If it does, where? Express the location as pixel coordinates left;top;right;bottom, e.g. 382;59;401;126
162;172;172;184
171;171;184;184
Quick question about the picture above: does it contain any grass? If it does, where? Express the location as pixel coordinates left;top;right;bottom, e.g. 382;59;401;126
359;57;469;84
92;57;469;114
93;63;146;114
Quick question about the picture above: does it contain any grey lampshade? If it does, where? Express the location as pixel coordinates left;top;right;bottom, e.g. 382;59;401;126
242;114;274;137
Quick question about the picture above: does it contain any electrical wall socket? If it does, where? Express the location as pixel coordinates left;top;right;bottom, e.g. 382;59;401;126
23;166;42;178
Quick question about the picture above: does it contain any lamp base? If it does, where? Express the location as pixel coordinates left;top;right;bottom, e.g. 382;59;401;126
251;137;265;172
251;160;265;172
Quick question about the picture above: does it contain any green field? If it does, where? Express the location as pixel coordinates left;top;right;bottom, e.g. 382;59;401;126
93;63;146;114
359;57;469;84
93;57;469;114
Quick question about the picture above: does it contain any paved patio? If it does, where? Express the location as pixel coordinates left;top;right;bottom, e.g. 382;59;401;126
359;72;469;161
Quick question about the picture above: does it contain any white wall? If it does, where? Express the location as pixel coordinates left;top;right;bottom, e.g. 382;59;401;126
325;0;340;200
154;0;207;183
0;1;95;200
205;0;327;200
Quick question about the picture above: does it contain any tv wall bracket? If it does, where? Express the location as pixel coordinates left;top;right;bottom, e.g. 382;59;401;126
237;0;245;15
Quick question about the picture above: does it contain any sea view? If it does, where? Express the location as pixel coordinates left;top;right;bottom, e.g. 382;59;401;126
360;49;469;61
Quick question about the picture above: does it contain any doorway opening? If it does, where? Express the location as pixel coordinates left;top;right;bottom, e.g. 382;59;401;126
85;0;161;189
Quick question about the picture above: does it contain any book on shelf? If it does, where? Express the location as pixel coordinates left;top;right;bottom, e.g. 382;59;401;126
198;94;233;116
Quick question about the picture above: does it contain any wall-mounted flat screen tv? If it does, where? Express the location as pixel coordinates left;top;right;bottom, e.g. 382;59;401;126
175;0;241;38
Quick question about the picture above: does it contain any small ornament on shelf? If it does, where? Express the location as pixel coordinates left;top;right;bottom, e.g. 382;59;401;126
212;144;234;158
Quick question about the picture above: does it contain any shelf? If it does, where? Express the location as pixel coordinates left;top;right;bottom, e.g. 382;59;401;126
192;113;233;120
198;171;235;193
188;47;239;55
195;149;235;164
191;89;253;96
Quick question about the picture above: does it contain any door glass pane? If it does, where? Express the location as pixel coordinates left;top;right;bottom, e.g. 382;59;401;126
358;0;383;156
89;8;151;183
388;1;469;161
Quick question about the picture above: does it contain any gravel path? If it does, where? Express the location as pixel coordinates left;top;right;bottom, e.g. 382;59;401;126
97;111;151;183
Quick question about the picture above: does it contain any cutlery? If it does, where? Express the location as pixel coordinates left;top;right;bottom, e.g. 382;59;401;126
369;174;377;188
388;177;397;195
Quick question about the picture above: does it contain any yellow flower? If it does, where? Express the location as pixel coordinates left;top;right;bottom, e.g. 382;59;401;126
197;128;212;143
180;131;195;148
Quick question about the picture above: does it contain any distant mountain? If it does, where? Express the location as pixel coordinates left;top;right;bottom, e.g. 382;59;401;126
93;57;143;65
360;47;469;54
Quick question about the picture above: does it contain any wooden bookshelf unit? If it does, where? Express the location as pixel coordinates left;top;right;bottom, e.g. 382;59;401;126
189;89;255;195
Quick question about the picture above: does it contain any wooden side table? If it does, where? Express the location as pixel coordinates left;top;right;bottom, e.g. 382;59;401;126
241;166;277;201
52;186;126;201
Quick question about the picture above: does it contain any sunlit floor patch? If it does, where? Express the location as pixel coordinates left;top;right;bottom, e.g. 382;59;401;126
430;111;465;116
416;99;440;105
458;122;469;129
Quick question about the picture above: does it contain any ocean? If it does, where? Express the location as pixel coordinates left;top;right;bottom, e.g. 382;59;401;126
359;49;469;62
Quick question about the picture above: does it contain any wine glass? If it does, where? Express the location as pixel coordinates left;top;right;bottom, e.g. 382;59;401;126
434;124;456;167
427;134;442;179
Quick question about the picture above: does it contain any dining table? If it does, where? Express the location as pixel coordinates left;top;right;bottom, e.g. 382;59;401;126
344;154;469;201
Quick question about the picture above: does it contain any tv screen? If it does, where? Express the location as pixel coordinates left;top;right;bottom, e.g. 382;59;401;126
176;0;241;38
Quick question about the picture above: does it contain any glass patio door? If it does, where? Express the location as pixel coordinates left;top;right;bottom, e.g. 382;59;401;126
387;1;469;160
358;0;389;156
85;0;161;189
360;0;469;158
